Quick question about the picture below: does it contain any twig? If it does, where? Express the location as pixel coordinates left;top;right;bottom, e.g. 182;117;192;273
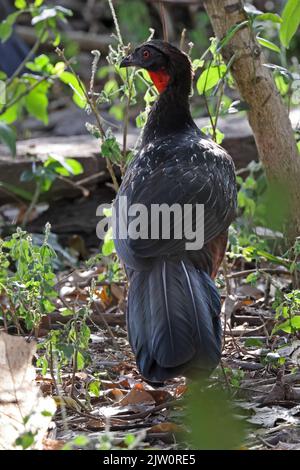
226;268;290;279
222;256;231;295
159;1;168;41
180;28;187;51
22;183;41;227
93;301;119;348
55;47;119;192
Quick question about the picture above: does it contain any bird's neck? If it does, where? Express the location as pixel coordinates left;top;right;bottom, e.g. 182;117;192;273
142;75;195;145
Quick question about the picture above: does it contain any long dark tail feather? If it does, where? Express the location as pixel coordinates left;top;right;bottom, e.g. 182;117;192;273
127;259;222;383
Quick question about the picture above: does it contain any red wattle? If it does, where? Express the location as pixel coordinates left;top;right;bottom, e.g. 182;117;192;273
148;69;170;93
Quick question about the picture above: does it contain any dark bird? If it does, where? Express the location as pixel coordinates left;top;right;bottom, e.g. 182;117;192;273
114;40;237;383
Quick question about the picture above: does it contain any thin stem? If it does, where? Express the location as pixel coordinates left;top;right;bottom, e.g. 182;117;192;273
159;1;168;42
122;69;135;176
1;76;48;115
55;48;119;192
22;182;41;227
108;0;123;45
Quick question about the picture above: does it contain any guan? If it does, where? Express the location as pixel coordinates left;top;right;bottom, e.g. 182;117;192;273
114;40;237;383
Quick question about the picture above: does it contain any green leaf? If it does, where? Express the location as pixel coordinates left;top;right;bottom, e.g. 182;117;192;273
0;122;16;156
280;0;300;48
15;432;35;450
88;380;100;397
244;338;263;348
101;134;122;163
102;227;115;256
59;71;87;108
76;351;85;370
104;79;118;95
256;13;282;23
26;54;50;73
71;435;89;447
192;59;204;71
102;238;115;256
45;156;83;176
25;82;49;124
34;0;44;6
275;316;300;333
15;0;27;9
196;65;227;95
257;37;281;53
0;181;33;201
0;12;20;42
275;75;289;96
217;21;249;52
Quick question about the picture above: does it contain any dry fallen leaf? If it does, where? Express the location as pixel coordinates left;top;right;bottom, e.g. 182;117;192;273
148;422;183;433
147;389;173;405
42;438;65;450
106;388;125;402
0;332;56;450
120;388;155;407
175;384;188;397
53;395;82;412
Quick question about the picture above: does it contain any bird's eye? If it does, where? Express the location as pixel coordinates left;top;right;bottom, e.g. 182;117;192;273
143;50;150;60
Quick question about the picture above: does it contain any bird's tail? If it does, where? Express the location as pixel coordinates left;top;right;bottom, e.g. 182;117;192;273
127;258;222;383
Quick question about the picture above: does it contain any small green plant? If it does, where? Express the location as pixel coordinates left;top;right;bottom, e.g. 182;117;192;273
0;223;57;334
273;289;300;335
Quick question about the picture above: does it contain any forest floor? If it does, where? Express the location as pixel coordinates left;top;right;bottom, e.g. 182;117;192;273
38;259;300;451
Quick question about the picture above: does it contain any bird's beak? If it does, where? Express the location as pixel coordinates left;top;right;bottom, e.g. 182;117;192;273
120;54;136;68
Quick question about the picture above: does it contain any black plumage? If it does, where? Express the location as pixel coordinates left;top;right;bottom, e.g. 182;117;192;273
114;40;237;382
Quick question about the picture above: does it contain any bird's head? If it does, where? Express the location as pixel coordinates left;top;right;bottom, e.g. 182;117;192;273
120;40;192;94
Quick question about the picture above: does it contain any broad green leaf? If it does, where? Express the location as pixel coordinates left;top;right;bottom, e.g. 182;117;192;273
15;0;27;9
102;227;115;256
71;435;89;447
25;82;49;124
0;12;20;42
256;249;290;268
275;75;289;96
244;338;263;348
104;79;118;95
275;316;300;333
257;37;281;53
59;71;87;108
45;156;83;176
76;351;85;370
59;308;74;316
109;104;124;121
26;54;50;73
256;13;282;23
34;0;44;6
102;238;115;256
197;65;227;95
0;122;16;156
280;0;300;48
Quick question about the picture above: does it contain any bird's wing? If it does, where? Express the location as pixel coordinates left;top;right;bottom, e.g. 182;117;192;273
114;135;236;267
